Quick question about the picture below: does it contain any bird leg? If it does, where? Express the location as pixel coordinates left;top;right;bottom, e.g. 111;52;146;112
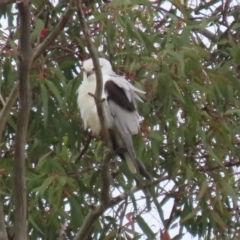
115;146;127;155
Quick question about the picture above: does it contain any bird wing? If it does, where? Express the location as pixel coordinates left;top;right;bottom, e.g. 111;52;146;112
104;75;145;135
104;75;143;158
108;74;145;103
104;76;151;179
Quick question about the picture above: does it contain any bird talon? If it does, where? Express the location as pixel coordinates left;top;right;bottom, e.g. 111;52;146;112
115;147;127;155
88;92;95;98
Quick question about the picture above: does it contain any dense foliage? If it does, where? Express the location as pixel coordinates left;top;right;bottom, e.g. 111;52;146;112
1;0;240;239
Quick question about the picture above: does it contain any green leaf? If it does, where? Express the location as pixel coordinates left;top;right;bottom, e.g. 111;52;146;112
220;181;238;206
181;207;200;223
149;131;162;141
224;108;240;115
210;210;226;229
30;18;44;43
40;83;48;127
51;67;66;86
88;13;108;23
136;216;155;239
33;176;55;196
46;80;63;107
197;180;208;200
69;196;84;229
36;151;53;170
7;117;17;131
29;215;44;235
105;229;118;240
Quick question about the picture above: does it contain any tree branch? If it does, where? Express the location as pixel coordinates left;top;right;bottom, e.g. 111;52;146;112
76;0;109;143
32;0;75;63
73;175;169;240
13;1;31;239
197;159;240;172
75;134;92;163
73;204;105;240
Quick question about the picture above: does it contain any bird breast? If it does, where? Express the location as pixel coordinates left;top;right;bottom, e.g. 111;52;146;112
77;78;113;135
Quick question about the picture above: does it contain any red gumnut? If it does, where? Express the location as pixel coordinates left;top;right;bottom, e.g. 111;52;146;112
40;28;47;38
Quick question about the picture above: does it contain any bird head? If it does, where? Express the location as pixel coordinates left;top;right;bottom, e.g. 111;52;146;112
82;58;113;78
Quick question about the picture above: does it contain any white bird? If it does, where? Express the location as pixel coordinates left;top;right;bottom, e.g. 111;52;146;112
77;58;151;179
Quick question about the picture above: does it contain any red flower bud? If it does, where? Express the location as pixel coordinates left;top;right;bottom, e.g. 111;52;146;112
40;28;47;38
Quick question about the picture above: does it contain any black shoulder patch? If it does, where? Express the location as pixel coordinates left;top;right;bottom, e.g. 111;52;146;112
104;80;135;112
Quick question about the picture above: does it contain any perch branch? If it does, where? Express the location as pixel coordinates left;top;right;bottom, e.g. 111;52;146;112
76;0;112;203
74;1;114;239
76;0;107;140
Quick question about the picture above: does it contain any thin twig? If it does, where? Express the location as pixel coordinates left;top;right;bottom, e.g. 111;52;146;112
75;134;92;163
0;82;19;143
118;198;128;236
13;0;31;239
58;220;69;240
197;160;240;172
108;176;169;208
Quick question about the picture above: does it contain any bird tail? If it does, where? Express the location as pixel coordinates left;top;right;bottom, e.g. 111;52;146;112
121;133;152;180
134;157;152;180
123;152;152;180
123;152;137;174
109;129;152;180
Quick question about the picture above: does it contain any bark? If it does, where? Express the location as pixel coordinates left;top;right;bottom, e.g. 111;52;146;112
13;1;31;239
